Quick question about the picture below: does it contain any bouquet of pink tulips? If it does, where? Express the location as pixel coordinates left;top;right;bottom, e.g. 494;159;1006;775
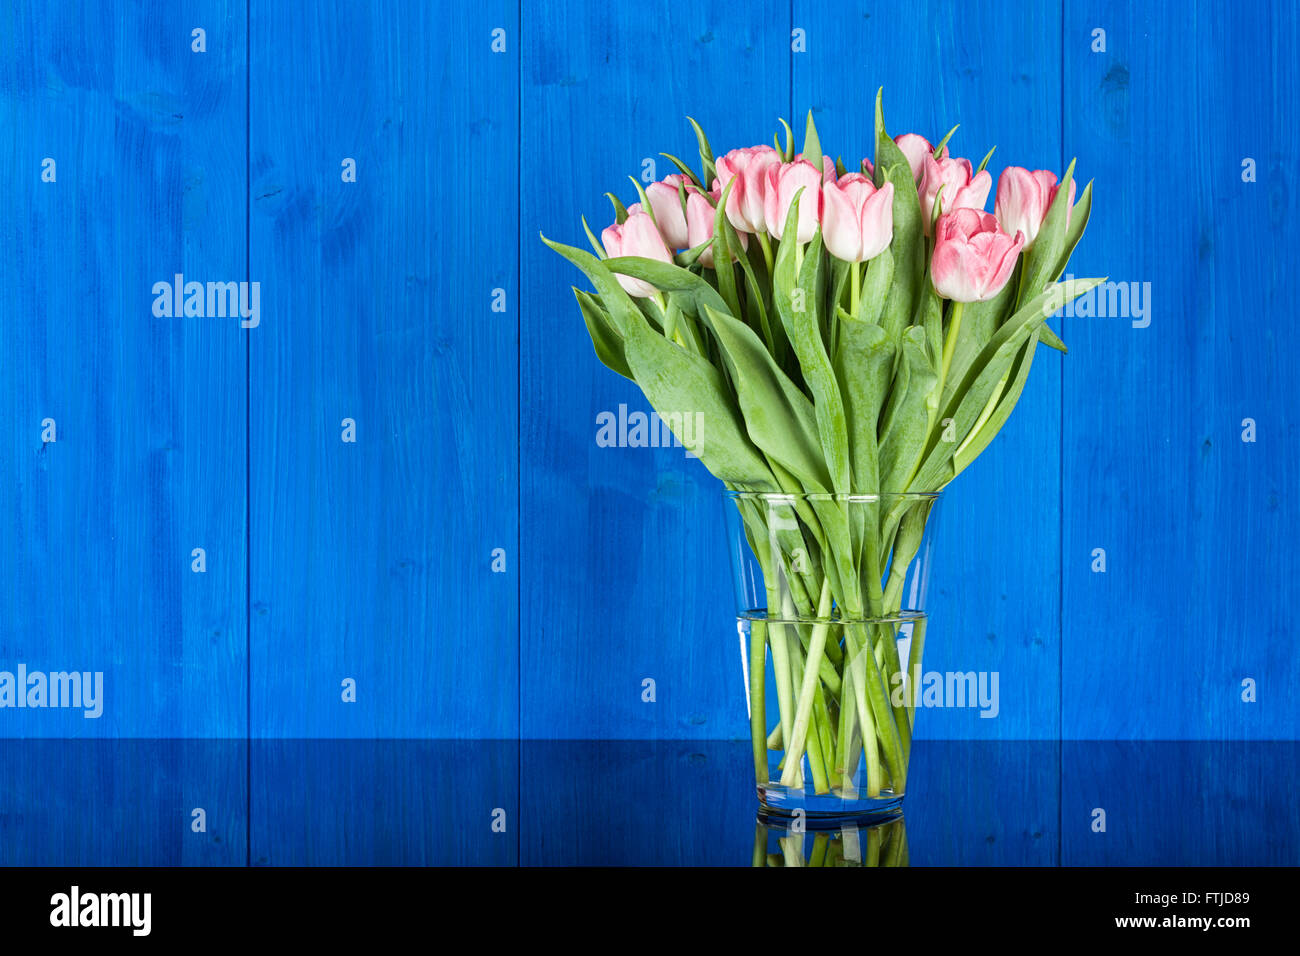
544;92;1102;806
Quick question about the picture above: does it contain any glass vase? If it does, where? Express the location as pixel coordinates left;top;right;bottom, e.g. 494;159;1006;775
724;492;941;823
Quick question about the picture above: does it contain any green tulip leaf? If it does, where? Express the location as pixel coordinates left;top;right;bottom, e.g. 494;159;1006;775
602;255;732;320
858;247;894;325
687;116;717;184
705;305;831;492
952;330;1040;476
542;235;651;338
943;276;1017;410
835;318;893;493
622;316;776;489
910;276;1105;492
1019;159;1076;301
1053;179;1094;284
932;124;959;158
605;192;629;225
574;289;632;381
874;135;924;342
803;109;824;173
879;326;938;492
777;117;795;162
772;199;852;495
659;152;703;189
710;179;743;318
1039;322;1068;353
580;215;607;259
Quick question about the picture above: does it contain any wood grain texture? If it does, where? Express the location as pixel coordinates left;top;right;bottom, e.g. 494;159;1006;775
520;0;789;739
1062;0;1300;739
250;740;516;865
0;740;246;866
1061;741;1300;865
0;0;1293;801
0;0;248;738
247;1;519;738
793;0;1065;743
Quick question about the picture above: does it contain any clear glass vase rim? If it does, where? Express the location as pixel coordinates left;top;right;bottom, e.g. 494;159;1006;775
739;609;928;625
725;491;941;502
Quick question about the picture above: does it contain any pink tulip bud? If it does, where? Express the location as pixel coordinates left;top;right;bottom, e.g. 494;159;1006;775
795;153;838;184
684;190;747;268
712;145;782;234
821;173;895;263
894;134;947;182
860;157;875;179
763;159;826;243
644;174;695;249
994;167;1076;249
601;210;673;297
930;208;1025;302
919;154;992;235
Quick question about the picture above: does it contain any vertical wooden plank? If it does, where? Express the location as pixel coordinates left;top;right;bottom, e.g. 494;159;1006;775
0;740;245;866
248;0;518;744
0;1;248;740
521;0;789;740
0;1;248;865
793;0;1065;742
1062;0;1300;740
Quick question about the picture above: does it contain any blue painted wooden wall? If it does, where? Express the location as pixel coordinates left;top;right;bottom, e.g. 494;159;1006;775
2;0;1296;750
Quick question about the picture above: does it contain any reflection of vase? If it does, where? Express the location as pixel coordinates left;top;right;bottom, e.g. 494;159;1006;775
753;813;909;867
725;493;940;823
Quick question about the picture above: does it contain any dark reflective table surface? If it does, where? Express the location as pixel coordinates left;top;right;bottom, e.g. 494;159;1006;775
1;740;1295;865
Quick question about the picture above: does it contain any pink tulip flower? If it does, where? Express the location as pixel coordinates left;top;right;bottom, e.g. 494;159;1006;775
919;153;992;234
994;167;1076;249
821;173;895;263
895;133;947;182
601;210;673;297
712;145;783;234
930;208;1025;302
644;174;697;249
795;152;838;184
684;190;746;268
763;159;827;243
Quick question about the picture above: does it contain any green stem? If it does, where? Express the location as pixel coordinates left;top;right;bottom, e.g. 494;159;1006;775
779;578;833;788
850;621;906;792
786;630;829;792
768;619;798;784
749;621;769;784
834;664;856;790
845;634;883;798
939;299;964;390
850;260;862;319
875;620;911;784
756;232;774;275
954;369;1009;461
813;683;835;785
